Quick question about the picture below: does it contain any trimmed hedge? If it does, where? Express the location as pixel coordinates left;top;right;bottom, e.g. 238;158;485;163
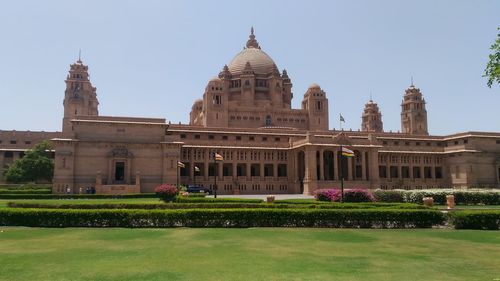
0;189;51;194
374;190;500;205
172;197;263;204
0;193;157;199
0;208;444;228
450;210;500;230
7;202;427;210
0;184;52;190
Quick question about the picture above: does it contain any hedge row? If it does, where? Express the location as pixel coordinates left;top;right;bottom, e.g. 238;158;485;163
173;197;263;203
0;208;444;228
0;193;158;199
0;189;51;194
373;190;500;205
7;202;427;210
0;184;52;190
450;210;500;230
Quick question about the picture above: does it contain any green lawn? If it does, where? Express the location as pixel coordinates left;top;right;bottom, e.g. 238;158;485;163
0;228;498;281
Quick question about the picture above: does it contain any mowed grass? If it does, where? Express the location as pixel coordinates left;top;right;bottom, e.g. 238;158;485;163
0;228;498;281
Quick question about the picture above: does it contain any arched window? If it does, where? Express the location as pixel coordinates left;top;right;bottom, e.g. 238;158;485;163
265;115;272;126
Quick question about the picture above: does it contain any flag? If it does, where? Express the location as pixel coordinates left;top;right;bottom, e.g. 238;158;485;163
340;114;345;123
341;146;354;157
194;166;200;172
177;161;185;168
214;153;223;161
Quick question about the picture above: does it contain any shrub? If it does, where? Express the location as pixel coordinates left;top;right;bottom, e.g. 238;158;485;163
155;184;178;202
373;190;405;203
342;189;375;203
373;189;500;205
450;210;500;230
314;189;341;202
0;208;445;228
315;188;375;202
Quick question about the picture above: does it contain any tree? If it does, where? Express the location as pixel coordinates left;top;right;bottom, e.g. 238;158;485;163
484;28;500;88
4;141;54;183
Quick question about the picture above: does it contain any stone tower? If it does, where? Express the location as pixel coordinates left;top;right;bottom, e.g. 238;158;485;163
361;99;383;132
302;84;329;131
62;58;99;134
401;83;428;135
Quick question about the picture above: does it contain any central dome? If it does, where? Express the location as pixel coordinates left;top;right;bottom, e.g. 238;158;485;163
227;28;278;75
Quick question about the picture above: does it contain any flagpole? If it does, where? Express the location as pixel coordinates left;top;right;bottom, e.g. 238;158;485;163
213;154;218;199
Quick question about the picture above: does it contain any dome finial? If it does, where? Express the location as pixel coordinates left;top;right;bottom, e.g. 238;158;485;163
246;27;260;49
77;49;82;63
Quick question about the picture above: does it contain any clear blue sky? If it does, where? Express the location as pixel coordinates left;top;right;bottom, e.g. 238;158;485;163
0;0;499;135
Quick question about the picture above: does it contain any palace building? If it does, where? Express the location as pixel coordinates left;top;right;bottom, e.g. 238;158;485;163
1;29;500;194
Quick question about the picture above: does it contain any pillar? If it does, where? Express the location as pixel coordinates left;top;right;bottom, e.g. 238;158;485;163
333;150;339;180
319;149;324;181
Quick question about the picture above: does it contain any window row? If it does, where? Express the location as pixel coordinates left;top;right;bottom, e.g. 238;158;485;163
379;166;443;179
179;162;288;177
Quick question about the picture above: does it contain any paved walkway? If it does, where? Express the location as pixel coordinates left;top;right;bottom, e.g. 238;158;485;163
207;194;314;200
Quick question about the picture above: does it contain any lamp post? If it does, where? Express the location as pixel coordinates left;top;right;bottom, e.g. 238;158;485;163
213;153;218;198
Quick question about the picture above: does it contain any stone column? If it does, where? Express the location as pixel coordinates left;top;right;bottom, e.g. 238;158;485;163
319;149;324;181
204;149;209;181
333;150;339;180
189;148;194;180
347;157;353;181
362;151;367;181
232;162;237;180
218;160;223;181
246;162;252;180
260;162;265;179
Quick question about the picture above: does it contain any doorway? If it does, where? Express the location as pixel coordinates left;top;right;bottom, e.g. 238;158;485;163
115;161;125;182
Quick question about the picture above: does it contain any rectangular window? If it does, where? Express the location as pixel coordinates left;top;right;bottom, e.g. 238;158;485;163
277;164;287;177
223;164;232;176
390;166;399;178
402;166;410;178
251;164;260;177
264;164;274;177
180;134;186;139
10;140;17;144
355;165;362;178
208;135;214;140
262;137;268;141
424;167;432;179
435;167;443;179
222;136;228;140
413;167;421;178
208;163;216;177
379;166;387;178
236;136;242;141
249;136;255;141
194;135;200;139
25;141;32;145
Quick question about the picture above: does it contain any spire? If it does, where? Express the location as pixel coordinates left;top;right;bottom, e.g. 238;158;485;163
246;27;260;49
411;76;414;87
77;49;82;64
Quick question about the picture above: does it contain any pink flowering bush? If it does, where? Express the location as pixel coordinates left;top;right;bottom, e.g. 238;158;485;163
155;184;178;202
343;188;376;202
314;188;341;202
314;188;375;202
